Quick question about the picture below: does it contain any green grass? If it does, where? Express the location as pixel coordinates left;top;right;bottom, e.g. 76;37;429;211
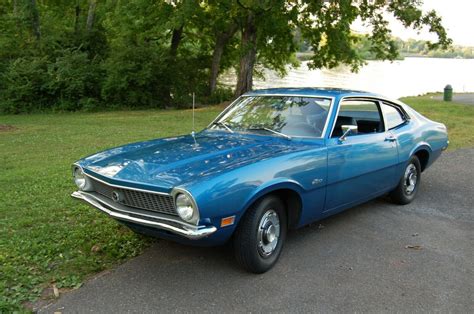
401;94;474;150
0;107;222;311
0;95;473;311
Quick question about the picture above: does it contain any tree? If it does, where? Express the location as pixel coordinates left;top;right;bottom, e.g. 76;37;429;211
0;0;453;113
234;0;299;97
299;0;451;72
230;0;452;96
209;23;237;94
74;0;81;34
235;8;257;97
28;0;41;41
204;0;239;95
86;0;97;32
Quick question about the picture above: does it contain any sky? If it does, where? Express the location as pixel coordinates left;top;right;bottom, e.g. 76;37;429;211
353;0;474;46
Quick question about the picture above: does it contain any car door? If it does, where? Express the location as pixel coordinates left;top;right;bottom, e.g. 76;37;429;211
324;98;399;213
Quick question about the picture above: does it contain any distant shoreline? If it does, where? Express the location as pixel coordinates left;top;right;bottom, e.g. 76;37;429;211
400;54;474;60
296;52;474;62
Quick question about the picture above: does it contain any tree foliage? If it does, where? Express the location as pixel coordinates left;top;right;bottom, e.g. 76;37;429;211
0;0;451;113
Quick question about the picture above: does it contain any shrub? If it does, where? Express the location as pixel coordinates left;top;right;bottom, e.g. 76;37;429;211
207;87;234;105
47;49;103;111
102;44;164;108
0;50;106;113
0;56;51;114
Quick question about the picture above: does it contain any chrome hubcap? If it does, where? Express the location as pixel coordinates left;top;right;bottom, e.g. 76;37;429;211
404;164;418;195
257;210;280;257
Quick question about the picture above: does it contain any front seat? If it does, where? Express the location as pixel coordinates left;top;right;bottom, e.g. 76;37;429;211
332;116;357;137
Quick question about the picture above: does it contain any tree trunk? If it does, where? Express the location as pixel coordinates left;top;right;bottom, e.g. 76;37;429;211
74;1;81;35
86;0;97;32
30;0;41;41
235;13;257;97
209;24;237;95
170;25;184;57
162;25;184;106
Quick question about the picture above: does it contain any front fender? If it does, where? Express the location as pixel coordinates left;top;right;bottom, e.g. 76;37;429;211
190;178;306;245
240;179;305;218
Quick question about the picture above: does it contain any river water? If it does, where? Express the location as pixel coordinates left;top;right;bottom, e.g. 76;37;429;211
222;57;474;98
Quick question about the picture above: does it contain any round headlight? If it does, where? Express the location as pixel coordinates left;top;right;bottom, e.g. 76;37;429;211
175;193;195;222
73;166;91;191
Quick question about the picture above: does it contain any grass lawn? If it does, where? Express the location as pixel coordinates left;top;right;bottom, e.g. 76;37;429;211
0;95;473;311
0;107;222;311
400;94;474;149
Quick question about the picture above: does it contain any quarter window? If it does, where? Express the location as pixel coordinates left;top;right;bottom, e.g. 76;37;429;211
381;103;406;130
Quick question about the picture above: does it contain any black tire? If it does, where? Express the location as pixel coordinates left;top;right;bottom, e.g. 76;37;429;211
390;155;421;205
233;195;287;274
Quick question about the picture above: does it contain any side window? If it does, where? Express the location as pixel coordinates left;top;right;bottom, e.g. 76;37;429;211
381;103;406;130
332;100;384;137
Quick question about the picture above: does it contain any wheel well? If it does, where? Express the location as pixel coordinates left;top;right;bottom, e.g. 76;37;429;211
238;189;303;231
414;149;430;172
268;189;302;229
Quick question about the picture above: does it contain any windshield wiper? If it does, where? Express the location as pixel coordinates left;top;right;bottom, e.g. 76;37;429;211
212;121;234;133
247;127;292;140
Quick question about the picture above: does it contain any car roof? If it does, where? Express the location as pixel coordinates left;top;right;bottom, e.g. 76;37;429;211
244;87;383;99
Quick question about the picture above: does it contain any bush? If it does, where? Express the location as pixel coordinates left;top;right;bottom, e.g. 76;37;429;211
0;50;106;113
167;56;211;108
47;49;104;111
102;44;164;108
206;87;234;105
0;56;51;113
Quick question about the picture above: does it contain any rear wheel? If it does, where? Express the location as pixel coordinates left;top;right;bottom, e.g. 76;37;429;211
233;195;287;273
390;155;421;205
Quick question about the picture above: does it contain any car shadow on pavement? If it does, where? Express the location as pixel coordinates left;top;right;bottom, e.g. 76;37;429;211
143;195;386;274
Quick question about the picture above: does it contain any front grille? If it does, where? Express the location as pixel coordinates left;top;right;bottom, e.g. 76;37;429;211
89;177;177;216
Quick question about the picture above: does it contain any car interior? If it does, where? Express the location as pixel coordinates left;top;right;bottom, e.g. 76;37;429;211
331;100;385;137
278;98;330;137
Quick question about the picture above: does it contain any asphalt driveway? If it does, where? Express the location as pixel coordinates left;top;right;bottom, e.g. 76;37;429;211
41;148;473;313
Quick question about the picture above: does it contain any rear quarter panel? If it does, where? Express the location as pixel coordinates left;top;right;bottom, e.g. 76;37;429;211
394;105;448;171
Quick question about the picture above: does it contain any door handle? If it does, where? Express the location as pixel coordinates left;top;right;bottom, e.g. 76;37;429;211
385;135;397;142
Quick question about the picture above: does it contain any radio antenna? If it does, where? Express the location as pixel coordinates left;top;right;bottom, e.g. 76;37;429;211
191;93;197;145
192;92;195;133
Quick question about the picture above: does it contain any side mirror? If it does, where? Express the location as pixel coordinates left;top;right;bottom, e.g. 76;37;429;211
339;125;358;142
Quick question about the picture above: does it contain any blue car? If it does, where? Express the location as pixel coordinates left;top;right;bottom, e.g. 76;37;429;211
72;88;449;273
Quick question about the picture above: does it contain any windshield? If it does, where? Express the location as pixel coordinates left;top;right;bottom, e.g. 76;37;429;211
210;96;332;138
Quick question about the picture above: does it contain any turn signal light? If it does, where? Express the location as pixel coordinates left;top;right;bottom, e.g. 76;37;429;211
220;216;235;227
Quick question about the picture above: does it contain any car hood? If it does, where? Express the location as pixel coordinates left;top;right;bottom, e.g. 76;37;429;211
80;131;314;189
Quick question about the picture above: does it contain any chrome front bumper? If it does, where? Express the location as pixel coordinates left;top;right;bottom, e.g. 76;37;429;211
71;191;217;240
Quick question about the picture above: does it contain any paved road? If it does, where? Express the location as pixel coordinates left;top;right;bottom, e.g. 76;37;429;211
433;93;474;105
42;149;474;313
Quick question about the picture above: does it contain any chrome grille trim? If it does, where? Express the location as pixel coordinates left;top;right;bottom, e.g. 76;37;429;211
88;176;177;216
71;191;217;240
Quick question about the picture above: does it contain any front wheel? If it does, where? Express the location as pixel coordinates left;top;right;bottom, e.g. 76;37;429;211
233;196;287;273
390;155;421;205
